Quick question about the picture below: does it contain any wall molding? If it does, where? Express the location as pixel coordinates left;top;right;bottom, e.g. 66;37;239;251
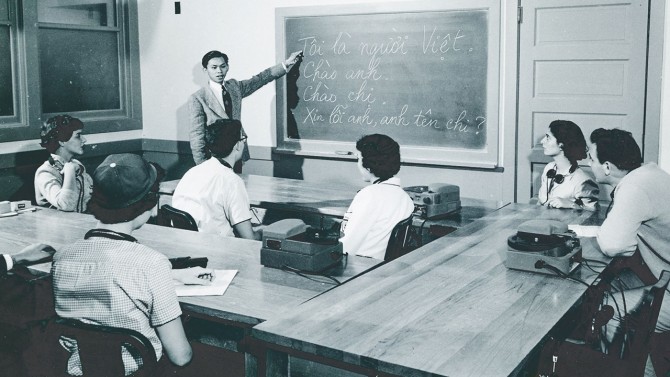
0;138;142;169
142;139;275;160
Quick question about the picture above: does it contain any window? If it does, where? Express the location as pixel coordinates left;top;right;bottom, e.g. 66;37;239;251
0;0;141;143
0;0;14;117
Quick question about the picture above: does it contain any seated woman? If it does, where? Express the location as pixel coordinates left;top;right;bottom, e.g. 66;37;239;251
340;134;414;260
34;115;93;212
537;120;599;210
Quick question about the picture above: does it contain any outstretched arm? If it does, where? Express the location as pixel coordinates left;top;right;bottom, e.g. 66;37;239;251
238;51;304;97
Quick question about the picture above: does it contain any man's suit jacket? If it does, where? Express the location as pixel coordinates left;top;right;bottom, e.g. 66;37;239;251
188;64;285;165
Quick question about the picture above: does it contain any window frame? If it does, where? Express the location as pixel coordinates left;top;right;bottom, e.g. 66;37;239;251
0;0;141;144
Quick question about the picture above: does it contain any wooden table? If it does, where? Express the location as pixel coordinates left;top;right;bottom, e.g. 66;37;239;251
252;204;609;377
0;208;381;376
160;175;508;243
0;208;380;324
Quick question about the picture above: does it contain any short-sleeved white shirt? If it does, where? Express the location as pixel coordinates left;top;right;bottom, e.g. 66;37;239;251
172;157;252;237
340;177;414;260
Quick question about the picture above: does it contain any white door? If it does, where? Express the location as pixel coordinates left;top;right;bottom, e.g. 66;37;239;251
516;0;649;203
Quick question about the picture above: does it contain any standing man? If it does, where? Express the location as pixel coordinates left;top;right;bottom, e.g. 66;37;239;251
589;128;670;376
189;50;302;171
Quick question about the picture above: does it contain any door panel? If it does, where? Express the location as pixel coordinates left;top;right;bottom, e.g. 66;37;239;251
517;0;648;203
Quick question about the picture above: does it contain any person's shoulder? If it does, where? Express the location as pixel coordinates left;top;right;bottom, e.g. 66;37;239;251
622;163;670;192
219;167;244;186
542;163;555;174
354;184;380;201
35;160;55;174
573;167;595;181
190;87;208;99
117;242;168;266
52;239;87;261
186;158;217;175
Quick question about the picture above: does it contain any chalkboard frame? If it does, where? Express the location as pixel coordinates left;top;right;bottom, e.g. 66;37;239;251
275;0;501;168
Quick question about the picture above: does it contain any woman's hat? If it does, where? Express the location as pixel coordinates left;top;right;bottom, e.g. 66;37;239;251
88;154;164;223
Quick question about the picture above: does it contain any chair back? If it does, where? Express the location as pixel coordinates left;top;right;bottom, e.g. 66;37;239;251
384;215;414;262
159;205;198;231
536;268;670;377
23;317;157;377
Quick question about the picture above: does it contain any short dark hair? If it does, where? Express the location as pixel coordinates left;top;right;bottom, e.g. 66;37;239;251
356;134;401;181
40;115;84;153
201;50;228;68
549;120;587;165
589;128;642;172
206;119;243;158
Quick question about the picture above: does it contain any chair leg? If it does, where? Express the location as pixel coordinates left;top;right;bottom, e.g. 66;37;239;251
650;332;670;377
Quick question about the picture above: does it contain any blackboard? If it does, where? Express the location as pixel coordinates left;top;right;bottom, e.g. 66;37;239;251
275;1;500;167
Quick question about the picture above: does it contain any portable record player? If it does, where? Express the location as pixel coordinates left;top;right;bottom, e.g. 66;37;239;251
403;183;461;219
505;219;582;275
261;219;343;272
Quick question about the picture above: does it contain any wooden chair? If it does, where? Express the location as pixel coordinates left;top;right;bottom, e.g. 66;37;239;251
159;204;198;231
384;215;415;262
535;263;670;377
22;317;158;377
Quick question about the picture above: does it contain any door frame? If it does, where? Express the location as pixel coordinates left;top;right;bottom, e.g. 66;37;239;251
513;0;665;203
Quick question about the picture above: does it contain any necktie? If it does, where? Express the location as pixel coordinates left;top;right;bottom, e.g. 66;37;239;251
222;86;233;119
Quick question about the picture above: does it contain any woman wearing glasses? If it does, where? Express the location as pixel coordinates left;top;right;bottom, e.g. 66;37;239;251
538;120;599;210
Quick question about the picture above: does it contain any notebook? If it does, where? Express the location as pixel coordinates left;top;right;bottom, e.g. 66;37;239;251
174;269;237;297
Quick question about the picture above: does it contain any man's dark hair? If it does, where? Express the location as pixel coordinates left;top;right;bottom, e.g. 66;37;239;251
201;50;229;68
589;128;642;172
549;120;587;165
206;119;243;158
356;134;401;181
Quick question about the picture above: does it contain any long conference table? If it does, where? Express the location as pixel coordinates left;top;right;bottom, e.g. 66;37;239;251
0;208;381;376
252;204;610;377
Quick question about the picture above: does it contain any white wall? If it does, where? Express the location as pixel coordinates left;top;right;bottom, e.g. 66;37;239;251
138;0;335;145
136;0;515;149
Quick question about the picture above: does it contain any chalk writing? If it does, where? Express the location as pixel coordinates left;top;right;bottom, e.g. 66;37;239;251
284;9;489;150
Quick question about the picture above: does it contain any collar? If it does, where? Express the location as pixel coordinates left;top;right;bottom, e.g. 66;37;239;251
552;163;577;175
84;229;137;243
50;154;67;165
213;157;234;170
374;176;401;187
209;80;225;91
